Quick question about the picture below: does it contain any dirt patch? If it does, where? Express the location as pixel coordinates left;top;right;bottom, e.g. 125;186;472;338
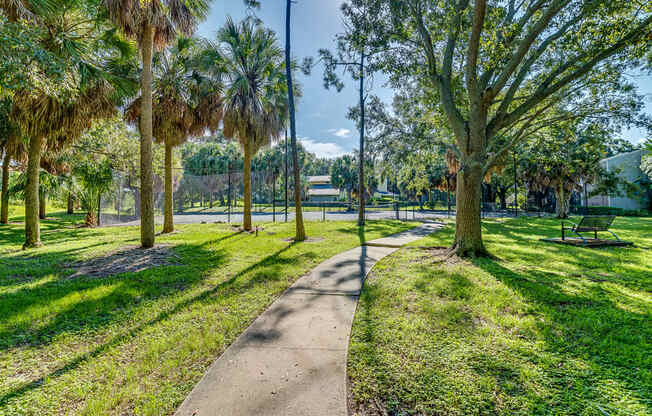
282;237;325;243
156;230;183;236
406;246;470;266
64;244;180;279
347;387;389;416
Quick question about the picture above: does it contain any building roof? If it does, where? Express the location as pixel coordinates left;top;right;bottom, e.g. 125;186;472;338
308;188;340;196
600;149;643;163
307;175;331;184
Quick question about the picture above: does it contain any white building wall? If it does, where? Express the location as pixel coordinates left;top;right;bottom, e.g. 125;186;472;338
587;149;647;210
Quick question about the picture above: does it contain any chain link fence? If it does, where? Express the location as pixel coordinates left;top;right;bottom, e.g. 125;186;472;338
98;170;584;226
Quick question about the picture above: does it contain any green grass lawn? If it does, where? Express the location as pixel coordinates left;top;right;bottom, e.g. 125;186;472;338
349;216;651;416
0;207;414;415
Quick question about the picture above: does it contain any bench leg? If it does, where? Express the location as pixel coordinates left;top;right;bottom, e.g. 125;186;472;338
561;222;565;240
574;231;587;244
594;231;597;239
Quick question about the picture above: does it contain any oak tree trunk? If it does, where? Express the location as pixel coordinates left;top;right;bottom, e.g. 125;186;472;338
554;185;570;219
1;150;9;224
139;25;156;248
498;189;507;210
24;136;43;248
243;141;252;231
162;142;174;233
452;159;487;257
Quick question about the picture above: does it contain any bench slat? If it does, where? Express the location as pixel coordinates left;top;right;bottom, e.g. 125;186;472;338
575;215;615;231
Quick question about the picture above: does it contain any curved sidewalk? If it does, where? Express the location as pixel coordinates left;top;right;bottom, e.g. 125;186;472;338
175;222;442;416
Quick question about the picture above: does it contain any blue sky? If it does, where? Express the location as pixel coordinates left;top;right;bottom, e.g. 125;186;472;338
197;1;652;159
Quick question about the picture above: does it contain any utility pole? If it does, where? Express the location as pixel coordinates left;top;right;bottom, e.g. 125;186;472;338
358;52;365;226
324;52;367;226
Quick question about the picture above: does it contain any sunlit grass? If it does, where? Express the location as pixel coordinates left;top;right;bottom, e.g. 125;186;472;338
0;206;414;415
349;216;651;415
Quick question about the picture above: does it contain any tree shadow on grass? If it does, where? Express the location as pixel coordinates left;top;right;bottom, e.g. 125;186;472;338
0;245;228;351
0;239;316;406
442;217;652;292
0;215;100;246
0;231;246;347
350;219;650;414
476;258;651;413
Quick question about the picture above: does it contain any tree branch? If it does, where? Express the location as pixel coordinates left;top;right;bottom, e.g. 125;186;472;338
494;14;652;134
486;0;569;100
465;0;485;99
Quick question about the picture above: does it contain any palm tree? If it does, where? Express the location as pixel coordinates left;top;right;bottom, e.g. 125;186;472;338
126;37;222;233
0;142;10;224
0;101;14;224
102;0;209;247
2;0;136;248
11;81;120;247
71;159;115;226
199;18;289;231
285;0;306;241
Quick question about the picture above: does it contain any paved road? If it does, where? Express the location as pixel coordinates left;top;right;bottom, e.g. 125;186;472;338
104;208;513;227
173;222;443;416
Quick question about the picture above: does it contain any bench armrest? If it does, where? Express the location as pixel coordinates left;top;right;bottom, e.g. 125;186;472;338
562;220;579;229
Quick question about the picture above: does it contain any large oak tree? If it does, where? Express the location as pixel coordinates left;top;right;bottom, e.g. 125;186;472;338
342;0;651;256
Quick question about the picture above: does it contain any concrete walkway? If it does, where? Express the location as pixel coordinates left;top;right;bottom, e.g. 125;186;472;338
175;222;443;416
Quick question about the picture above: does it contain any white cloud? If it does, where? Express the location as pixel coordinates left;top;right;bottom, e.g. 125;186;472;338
328;128;352;138
299;138;349;159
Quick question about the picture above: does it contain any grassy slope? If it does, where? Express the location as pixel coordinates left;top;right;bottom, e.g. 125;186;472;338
349;216;651;416
0;206;414;415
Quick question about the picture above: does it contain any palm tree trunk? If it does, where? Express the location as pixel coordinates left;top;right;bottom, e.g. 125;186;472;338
39;193;46;219
163;142;174;233
139;24;156;248
286;0;306;241
358;52;365;227
24;136;43;248
243;140;252;231
1;150;10;224
67;192;74;215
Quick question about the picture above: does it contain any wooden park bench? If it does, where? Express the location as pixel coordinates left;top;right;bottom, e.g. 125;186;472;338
561;215;622;244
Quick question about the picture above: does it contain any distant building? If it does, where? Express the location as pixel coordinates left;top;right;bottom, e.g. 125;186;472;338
307;176;340;202
587;149;648;210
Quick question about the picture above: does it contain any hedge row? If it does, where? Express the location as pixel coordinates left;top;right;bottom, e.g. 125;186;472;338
584;206;651;217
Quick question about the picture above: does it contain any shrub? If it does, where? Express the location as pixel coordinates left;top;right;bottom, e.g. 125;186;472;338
586;206;651;217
